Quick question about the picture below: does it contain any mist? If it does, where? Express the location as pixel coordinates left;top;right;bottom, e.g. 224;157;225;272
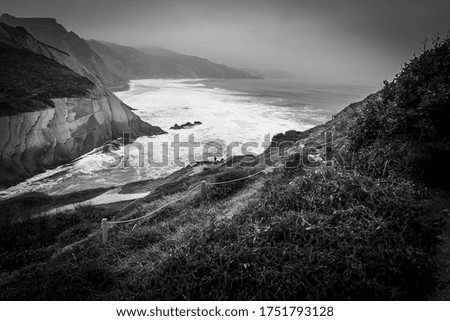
2;0;449;86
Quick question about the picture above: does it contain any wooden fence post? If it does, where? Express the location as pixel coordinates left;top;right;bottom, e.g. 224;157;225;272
101;218;108;244
201;180;206;196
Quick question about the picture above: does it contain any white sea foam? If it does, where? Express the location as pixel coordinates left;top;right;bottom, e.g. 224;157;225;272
0;79;334;199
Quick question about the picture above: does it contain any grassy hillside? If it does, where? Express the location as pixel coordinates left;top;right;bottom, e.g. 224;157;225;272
0;161;442;300
0;14;126;89
0;37;448;300
348;37;450;187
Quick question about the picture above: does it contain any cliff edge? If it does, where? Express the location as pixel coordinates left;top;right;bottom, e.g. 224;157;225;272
0;23;165;187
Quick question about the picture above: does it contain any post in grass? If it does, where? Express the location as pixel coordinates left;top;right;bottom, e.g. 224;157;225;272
101;218;108;244
201;180;206;196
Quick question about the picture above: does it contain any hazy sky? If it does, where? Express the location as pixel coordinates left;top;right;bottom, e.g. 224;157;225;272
2;0;449;86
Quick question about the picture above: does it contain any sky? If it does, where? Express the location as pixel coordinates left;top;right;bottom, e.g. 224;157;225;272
2;0;449;86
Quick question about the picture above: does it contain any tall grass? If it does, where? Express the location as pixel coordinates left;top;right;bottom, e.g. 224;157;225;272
113;169;440;300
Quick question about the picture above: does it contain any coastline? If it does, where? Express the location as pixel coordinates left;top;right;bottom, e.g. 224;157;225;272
3;78;362;199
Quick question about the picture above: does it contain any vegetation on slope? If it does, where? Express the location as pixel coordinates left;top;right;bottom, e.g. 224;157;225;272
0;47;94;116
143;170;438;300
349;36;450;187
0;14;127;89
0;36;448;300
0;165;442;300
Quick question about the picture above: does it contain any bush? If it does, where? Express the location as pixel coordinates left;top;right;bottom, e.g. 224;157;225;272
349;37;450;185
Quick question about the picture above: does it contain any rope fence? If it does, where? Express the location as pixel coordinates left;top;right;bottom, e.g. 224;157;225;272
204;169;265;186
108;183;202;225
100;169;266;244
99;133;350;244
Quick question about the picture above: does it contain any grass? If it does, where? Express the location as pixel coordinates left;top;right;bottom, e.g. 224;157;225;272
0;47;94;117
0;203;118;273
2;39;449;297
122;169;440;300
0;165;441;300
0;188;111;222
205;167;262;200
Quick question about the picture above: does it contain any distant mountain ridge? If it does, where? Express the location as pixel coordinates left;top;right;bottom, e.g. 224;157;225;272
89;40;258;80
0;22;96;116
0;13;126;89
0;14;257;90
237;68;296;79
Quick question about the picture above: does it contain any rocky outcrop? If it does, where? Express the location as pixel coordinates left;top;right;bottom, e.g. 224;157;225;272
170;121;202;130
259;93;381;169
0;22;105;89
0;88;165;186
0;14;258;89
0;23;165;187
0;14;128;90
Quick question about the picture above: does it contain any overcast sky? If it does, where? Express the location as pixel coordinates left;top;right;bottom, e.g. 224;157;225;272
2;0;449;86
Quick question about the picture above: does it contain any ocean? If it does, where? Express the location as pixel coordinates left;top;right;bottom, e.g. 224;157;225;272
0;79;377;199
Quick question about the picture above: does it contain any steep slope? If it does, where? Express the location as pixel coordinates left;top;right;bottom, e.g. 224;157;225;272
0;14;127;89
91;41;257;79
0;24;165;187
0;13;257;87
0;22;103;88
237;67;296;79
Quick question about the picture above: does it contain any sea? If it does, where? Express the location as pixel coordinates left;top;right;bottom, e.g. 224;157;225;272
0;79;377;199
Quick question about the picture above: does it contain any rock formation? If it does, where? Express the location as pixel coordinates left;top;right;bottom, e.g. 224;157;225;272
170;121;202;130
0;23;165;187
0;14;258;84
0;14;127;90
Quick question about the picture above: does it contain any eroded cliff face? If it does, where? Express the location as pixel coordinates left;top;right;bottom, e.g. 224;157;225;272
0;23;165;187
0;88;165;187
0;22;105;88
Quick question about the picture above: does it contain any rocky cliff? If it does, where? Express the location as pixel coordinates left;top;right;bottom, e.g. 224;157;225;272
0;14;258;88
0;88;164;186
0;23;165;187
0;14;128;90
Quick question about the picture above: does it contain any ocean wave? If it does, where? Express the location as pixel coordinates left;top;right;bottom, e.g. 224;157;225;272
2;78;344;199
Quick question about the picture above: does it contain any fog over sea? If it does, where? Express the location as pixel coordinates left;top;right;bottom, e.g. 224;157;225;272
0;79;376;199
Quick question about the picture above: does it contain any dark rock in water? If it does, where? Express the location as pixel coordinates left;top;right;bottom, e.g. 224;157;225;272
101;140;122;153
170;121;202;130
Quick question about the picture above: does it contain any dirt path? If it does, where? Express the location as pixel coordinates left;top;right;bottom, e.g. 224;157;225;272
43;187;152;215
219;180;264;220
